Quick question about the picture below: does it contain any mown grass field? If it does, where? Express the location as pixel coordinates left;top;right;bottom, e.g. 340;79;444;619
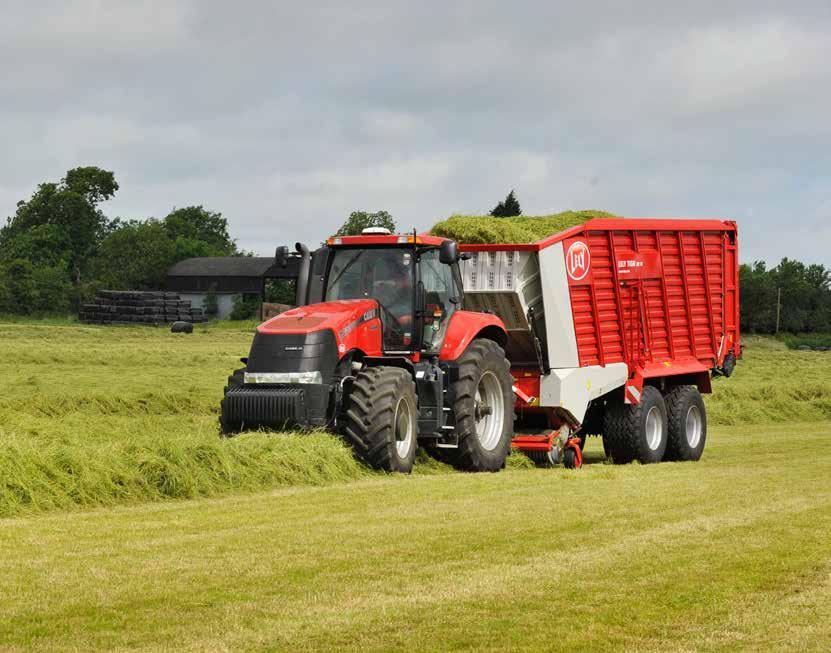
0;321;830;651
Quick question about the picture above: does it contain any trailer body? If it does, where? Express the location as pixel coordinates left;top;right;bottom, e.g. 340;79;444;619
459;218;740;433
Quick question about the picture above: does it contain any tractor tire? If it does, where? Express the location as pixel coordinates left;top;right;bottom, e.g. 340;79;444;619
602;386;668;464
441;339;514;472
664;385;707;461
224;368;246;394
341;366;418;473
219;367;246;436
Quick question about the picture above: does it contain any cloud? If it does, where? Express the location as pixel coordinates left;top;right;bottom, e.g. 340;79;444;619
1;0;829;266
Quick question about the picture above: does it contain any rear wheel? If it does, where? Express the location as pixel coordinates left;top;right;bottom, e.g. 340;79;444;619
341;366;418;473
442;339;514;472
664;385;707;461
603;386;668;464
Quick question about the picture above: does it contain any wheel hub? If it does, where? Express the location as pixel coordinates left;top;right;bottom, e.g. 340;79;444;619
645;405;663;451
473;371;504;451
685;405;702;448
393;396;414;458
474;401;493;420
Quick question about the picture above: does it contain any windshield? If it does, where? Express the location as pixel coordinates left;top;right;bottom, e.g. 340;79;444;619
325;248;414;350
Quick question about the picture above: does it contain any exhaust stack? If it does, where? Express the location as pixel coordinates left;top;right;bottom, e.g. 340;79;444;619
294;242;311;306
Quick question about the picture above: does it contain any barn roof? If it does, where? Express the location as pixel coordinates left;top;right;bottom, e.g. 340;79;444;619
167;257;276;278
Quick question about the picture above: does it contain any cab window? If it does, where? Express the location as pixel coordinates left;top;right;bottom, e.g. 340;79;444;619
324;248;415;350
420;248;458;352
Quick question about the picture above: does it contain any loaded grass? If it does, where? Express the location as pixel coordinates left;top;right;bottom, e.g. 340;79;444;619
429;210;617;244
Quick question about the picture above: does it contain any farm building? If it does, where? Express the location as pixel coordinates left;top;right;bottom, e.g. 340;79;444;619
166;256;298;318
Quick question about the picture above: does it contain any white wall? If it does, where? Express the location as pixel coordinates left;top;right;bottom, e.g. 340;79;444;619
179;293;240;319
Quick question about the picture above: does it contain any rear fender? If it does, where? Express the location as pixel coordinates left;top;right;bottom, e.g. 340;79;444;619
440;310;508;361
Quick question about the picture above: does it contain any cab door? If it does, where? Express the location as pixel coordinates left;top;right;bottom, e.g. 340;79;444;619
418;248;460;353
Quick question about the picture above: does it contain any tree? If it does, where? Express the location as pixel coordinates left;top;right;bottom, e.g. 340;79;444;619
0;258;71;314
94;219;177;290
490;190;522;217
334;210;396;236
739;258;831;334
0;166;118;286
163;206;236;256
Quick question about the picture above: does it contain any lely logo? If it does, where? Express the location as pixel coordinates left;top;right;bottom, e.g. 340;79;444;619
566;241;591;281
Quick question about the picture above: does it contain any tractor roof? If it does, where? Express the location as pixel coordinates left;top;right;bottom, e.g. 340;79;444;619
326;234;448;247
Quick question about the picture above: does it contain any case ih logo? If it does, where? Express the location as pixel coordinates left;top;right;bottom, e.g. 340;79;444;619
566;241;591;281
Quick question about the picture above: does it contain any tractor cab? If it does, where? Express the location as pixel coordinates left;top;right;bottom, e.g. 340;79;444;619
300;229;466;356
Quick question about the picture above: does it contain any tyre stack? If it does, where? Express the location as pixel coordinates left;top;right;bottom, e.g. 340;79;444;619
78;290;208;326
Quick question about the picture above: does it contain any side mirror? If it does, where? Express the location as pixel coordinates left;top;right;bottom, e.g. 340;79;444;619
439;240;458;265
275;245;289;268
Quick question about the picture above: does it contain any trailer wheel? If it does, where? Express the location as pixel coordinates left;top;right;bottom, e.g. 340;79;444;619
563;447;580;469
341;366;418;473
219;367;246;436
603;386;668;464
527;449;558;468
443;339;514;472
664;385;707;461
602;436;612;460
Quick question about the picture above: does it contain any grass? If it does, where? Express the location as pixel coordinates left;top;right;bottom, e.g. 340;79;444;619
0;420;828;651
429;210;617;244
0;320;531;517
780;333;831;350
0;320;829;649
705;336;831;425
0;322;829;517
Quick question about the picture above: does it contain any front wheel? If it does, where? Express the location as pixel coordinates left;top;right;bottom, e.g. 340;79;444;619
219;367;246;436
341;366;418;473
443;339;514;472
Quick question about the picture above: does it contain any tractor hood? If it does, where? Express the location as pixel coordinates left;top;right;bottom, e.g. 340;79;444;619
251;299;384;367
258;299;378;341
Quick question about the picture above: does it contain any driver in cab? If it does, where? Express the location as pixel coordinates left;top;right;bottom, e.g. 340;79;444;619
372;255;413;347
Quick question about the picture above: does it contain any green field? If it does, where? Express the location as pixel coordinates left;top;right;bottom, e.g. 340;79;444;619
0;322;830;650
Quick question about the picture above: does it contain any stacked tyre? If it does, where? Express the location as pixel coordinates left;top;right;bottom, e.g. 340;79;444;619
602;385;707;464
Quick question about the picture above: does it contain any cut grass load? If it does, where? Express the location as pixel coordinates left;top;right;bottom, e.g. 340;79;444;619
429;209;617;244
0;320;829;517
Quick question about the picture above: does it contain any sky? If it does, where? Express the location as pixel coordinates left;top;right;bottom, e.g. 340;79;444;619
1;0;829;266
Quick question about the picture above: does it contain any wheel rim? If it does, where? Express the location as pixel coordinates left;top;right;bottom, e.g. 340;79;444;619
474;371;504;451
685;405;702;448
645;405;663;451
394;395;415;459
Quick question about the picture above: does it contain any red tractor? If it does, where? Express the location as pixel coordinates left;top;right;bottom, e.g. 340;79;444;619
220;229;515;473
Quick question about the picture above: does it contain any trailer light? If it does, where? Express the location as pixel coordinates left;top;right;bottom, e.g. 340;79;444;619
244;371;323;385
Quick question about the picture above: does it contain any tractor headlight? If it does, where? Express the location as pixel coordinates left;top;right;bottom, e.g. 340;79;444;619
244;371;324;385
